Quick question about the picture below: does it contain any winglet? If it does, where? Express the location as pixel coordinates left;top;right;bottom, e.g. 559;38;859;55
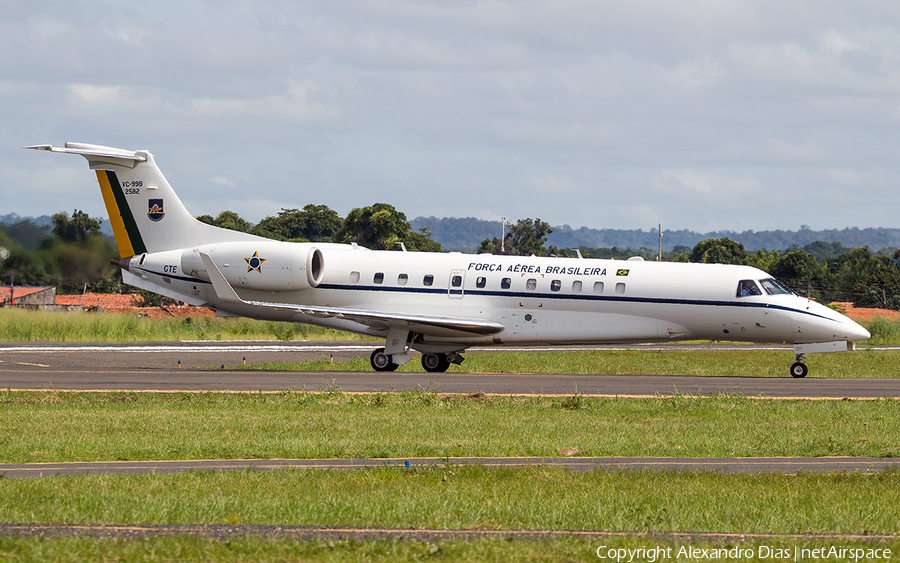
199;252;246;305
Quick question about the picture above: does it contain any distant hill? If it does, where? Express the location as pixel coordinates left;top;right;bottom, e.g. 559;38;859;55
411;217;900;253
6;212;897;254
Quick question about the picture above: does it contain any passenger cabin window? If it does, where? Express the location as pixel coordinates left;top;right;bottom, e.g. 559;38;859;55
423;274;434;286
373;272;384;284
501;278;511;289
759;278;791;295
398;273;408;285
551;280;562;292
594;281;604;294
737;279;762;297
526;278;537;290
349;271;360;283
451;275;463;287
615;283;626;295
476;277;486;288
572;280;583;292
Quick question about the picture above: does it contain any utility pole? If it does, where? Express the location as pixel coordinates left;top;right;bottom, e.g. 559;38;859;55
658;223;662;261
500;217;506;253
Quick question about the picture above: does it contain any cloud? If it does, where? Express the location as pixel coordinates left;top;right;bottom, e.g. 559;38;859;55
2;1;900;233
69;84;122;106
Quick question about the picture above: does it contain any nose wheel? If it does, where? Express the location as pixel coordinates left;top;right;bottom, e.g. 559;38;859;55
790;354;808;378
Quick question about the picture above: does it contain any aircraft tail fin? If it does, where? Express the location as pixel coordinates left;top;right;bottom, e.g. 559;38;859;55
26;143;263;257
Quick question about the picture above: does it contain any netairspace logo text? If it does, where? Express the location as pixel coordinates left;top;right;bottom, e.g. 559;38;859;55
595;545;892;561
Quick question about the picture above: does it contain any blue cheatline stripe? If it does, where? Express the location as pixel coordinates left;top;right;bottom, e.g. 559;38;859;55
134;266;210;285
316;283;839;323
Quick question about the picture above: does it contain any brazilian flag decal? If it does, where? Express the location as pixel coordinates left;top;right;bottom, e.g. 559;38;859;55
616;269;630;276
95;170;147;257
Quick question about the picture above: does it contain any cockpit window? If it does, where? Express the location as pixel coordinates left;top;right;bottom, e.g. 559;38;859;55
737;280;762;297
759;278;792;295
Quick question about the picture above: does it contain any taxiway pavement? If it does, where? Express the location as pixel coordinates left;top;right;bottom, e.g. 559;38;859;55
1;341;899;398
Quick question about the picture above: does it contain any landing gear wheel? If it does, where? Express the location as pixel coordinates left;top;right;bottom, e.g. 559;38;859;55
370;348;398;372
422;353;451;373
790;361;808;378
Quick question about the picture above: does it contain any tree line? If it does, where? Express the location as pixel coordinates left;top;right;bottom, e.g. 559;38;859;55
2;206;899;311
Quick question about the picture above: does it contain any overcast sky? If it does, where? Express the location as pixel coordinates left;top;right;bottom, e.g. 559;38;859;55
2;1;899;233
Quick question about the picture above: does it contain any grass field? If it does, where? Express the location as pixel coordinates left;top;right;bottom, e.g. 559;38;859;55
4;534;895;563
3;466;900;533
1;467;899;561
3;391;900;560
2;300;899;561
3;391;899;463
0;307;364;342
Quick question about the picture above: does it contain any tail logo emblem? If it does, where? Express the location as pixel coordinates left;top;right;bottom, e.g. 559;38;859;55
148;199;165;222
245;251;266;273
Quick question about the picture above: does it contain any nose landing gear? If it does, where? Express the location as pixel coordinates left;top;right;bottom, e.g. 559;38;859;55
790;354;808;378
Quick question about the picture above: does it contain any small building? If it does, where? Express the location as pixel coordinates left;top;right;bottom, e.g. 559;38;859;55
0;286;56;307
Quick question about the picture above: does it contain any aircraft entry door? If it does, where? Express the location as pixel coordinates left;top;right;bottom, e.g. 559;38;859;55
448;270;465;299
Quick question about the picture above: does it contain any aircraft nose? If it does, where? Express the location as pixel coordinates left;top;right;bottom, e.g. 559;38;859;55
846;319;871;342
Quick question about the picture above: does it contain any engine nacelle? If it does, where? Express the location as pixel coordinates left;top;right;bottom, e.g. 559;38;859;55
180;241;324;292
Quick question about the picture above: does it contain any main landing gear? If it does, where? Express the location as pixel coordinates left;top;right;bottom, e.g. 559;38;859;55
369;348;464;373
790;353;808;378
370;348;399;372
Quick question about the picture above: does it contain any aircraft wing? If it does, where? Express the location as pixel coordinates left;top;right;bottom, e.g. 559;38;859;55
199;252;504;337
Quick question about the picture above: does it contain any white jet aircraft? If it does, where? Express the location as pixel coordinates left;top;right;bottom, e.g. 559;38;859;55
28;142;870;377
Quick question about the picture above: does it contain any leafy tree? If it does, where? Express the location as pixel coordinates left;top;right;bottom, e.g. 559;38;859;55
251;205;342;242
478;218;553;256
214;211;252;233
748;249;781;272
51;210;102;243
0;219;51;251
801;241;848;263
405;227;442;252
769;251;829;300
195;211;252;232
337;203;440;251
827;247;900;309
689;238;749;265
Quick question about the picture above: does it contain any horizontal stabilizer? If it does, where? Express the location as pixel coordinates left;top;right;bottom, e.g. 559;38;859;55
24;142;146;162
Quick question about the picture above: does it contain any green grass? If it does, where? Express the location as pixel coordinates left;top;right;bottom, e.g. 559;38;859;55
244;347;900;378
2;391;899;463
2;467;900;533
0;307;365;342
3;390;900;560
4;534;895;563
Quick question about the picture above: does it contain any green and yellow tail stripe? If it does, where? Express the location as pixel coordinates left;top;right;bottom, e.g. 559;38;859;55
95;170;147;257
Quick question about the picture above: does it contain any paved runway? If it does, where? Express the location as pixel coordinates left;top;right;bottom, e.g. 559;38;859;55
1;341;899;398
2;456;898;479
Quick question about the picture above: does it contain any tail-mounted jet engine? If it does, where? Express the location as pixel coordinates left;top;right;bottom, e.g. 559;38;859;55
179;241;324;292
